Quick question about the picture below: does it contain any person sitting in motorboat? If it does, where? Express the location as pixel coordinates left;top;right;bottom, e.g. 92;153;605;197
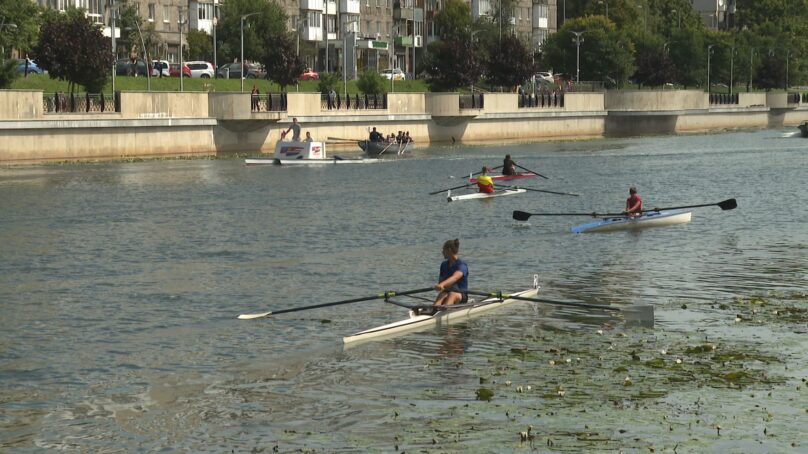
476;166;495;194
433;239;469;308
369;127;383;142
624;186;643;216
503;154;517;176
304;131;313;142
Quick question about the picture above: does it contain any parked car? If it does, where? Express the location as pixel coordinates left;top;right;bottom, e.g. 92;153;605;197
14;59;44;75
169;62;192;78
116;58;151;76
381;68;405;80
151;60;171;77
185;61;215;78
216;62;265;79
535;71;554;84
298;68;319;81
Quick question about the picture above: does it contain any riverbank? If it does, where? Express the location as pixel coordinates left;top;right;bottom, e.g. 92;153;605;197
1;88;806;164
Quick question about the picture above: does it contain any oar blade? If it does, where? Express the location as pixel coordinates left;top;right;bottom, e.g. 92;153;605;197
513;210;532;221
620;305;655;328
237;311;273;320
718;198;737;211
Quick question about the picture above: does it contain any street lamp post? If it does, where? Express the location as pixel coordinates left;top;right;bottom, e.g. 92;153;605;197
108;5;116;95
391;24;399;93
213;1;218;74
599;0;608;19
671;9;680;29
707;44;716;94
325;1;329;73
749;48;754;92
179;7;186;92
470;29;481;94
343;20;358;99
570;30;584;84
132;20;151;91
785;49;791;90
240;12;259;92
729;46;736;96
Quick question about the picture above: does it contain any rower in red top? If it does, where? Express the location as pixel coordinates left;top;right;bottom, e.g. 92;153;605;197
624;186;643;215
476;166;495;193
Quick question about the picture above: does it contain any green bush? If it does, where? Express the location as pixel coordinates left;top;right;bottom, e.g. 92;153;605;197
356;70;387;95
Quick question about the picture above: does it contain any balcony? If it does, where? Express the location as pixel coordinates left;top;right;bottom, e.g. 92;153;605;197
340;0;360;14
323;0;337;14
301;25;323;42
301;0;324;10
395;35;413;47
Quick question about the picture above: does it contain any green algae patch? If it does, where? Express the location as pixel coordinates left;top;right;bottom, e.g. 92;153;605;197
475;387;494;401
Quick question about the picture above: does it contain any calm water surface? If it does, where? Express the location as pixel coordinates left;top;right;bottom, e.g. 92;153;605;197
1;129;806;452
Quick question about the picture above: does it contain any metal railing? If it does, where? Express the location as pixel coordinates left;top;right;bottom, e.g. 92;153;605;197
786;92;801;104
321;93;387;110
459;93;484;109
518;92;564;109
709;93;739;105
44;92;119;114
251;93;288;112
803;93;808;104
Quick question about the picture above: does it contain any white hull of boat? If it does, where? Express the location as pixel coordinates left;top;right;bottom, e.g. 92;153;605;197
343;288;539;346
571;209;692;233
245;157;382;166
447;188;527;202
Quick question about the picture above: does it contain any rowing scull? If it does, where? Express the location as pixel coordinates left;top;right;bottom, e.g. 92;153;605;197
447;188;527;202
343;282;540;346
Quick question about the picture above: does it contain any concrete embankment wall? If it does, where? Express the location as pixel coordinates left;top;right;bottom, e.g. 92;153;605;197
1;89;806;164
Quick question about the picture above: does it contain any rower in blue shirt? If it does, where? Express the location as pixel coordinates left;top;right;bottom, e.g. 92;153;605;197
434;239;469;307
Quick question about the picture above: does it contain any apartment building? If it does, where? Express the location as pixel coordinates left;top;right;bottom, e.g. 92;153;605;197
33;0;556;77
691;0;735;29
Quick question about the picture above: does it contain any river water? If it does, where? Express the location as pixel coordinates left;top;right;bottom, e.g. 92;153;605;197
1;129;806;452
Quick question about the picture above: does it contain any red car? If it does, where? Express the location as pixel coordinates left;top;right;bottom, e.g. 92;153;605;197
169;63;192;78
299;68;319;81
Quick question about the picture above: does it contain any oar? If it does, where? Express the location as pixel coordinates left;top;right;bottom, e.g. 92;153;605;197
643;198;737;213
498;184;579;197
469;165;504;177
512;198;737;222
514;163;549;180
327;136;363;142
237;287;435;320
513;210;626;221
430;182;475;195
467;290;654;321
377;141;395;156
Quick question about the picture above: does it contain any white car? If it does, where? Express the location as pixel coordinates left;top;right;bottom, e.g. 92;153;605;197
186;61;215;78
381;68;406;80
151;60;170;77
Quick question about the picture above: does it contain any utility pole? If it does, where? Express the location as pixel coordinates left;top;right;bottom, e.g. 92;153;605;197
570;30;584;83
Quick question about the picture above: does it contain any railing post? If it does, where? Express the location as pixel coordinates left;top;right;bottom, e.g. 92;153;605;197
86;92;91;112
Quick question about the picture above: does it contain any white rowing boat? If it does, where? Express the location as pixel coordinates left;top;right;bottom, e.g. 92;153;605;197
245;140;382;166
344;277;540;346
447;188;527;202
570;209;692;233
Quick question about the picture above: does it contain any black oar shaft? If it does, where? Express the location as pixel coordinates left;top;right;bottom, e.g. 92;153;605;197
514;163;549;179
430;183;474;195
265;287;435;316
470;165;504;177
498;184;579;197
647;198;737;212
467;290;622;312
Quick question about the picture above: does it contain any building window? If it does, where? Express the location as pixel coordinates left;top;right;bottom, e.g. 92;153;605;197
198;3;213;20
307;11;321;28
164;5;171;23
148;4;155;22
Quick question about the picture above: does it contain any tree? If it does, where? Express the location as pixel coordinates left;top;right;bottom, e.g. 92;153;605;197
541;16;634;87
260;32;304;91
422;36;483;91
33;8;113;93
421;0;483;91
0;57;19;88
632;33;675;87
0;0;42;57
357;70;387;95
217;0;288;65
187;29;213;61
486;34;536;90
317;72;340;94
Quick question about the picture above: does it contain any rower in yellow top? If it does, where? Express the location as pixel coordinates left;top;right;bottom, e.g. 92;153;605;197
476;166;495;194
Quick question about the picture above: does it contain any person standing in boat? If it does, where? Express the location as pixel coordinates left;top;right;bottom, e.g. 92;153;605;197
282;117;301;141
624;186;643;215
476;167;495;194
434;239;469;307
503;154;517;176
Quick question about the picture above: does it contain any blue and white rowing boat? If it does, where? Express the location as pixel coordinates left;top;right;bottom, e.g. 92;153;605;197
571;209;692;234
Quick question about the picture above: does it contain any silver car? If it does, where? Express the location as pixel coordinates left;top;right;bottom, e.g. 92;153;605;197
185;61;215;78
